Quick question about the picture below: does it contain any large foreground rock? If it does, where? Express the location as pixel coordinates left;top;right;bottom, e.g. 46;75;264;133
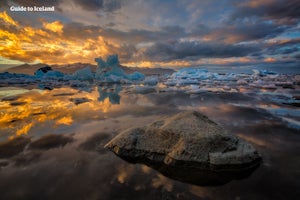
105;111;261;186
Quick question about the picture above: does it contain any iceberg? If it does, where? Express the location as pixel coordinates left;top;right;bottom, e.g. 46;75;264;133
95;54;144;82
127;71;145;81
34;66;64;79
143;76;158;86
166;68;212;86
71;67;94;81
171;68;209;79
34;66;52;75
252;69;277;76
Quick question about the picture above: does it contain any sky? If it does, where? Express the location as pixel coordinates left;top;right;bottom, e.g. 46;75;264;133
0;0;299;68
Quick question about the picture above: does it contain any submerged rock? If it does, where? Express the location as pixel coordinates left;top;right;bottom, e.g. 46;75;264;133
35;66;52;74
105;111;261;186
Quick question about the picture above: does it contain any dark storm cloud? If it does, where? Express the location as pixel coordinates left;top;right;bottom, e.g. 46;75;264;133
0;0;61;7
266;38;300;48
211;20;287;43
140;40;258;62
1;0;122;12
72;0;103;11
62;22;102;39
103;0;121;12
267;46;299;56
231;0;300;24
0;0;299;66
264;38;300;56
189;24;211;37
72;0;121;12
100;25;186;43
294;53;300;60
58;21;185;44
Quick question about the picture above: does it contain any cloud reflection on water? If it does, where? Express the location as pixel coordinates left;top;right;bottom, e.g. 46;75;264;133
0;85;299;199
0;86;123;139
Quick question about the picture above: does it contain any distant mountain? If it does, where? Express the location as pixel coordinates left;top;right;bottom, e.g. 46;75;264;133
5;63;49;75
0;64;21;72
4;63;175;76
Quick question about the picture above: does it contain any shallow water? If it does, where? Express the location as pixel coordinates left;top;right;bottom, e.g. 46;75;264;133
0;81;299;199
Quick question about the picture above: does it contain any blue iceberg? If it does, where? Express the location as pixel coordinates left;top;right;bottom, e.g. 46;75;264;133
95;54;144;82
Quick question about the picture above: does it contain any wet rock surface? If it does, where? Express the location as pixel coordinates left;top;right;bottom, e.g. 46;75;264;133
105;111;261;186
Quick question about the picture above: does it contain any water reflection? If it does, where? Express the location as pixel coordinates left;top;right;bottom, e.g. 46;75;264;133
0;86;123;139
97;84;122;104
0;85;299;199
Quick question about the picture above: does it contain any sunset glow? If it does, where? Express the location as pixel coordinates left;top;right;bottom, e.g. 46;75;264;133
0;0;298;68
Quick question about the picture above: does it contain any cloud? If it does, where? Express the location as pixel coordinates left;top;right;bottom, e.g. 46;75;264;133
42;20;64;33
294;53;300;60
72;0;121;12
72;0;103;11
0;0;299;69
138;40;258;62
100;25;186;44
263;38;300;56
204;20;287;43
0;0;61;8
231;0;300;25
0;11;18;26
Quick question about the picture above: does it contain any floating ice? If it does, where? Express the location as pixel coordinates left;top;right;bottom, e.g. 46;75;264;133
187;85;207;94
34;66;64;78
35;68;64;79
143;76;158;86
252;69;277;76
237;79;248;85
171;68;209;79
71;67;94;81
34;66;52;75
95;55;144;82
127;72;145;81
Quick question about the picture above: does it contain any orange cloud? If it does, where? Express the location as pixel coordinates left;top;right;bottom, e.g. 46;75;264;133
0;11;19;26
0;12;116;64
264;57;276;62
125;57;256;68
125;60;191;68
43;20;64;34
244;0;275;8
0;11;280;68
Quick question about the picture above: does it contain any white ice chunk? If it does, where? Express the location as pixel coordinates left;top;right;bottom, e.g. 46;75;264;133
237;79;248;85
252;69;277;76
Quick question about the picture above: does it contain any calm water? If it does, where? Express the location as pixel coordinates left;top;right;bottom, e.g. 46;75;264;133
0;83;299;199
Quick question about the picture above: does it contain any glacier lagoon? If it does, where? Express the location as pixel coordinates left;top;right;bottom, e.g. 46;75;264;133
0;67;299;199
